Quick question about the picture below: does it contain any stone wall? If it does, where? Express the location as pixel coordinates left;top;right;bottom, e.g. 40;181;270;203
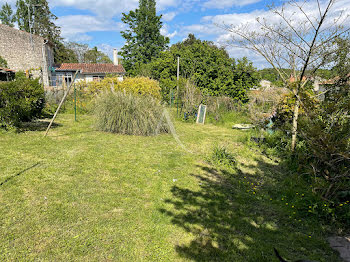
0;24;54;86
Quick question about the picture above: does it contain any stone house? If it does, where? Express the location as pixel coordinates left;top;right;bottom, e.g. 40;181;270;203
0;24;54;86
52;49;126;87
260;79;272;89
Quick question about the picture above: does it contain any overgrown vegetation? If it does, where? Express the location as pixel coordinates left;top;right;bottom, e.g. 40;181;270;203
0;74;45;128
0;55;8;68
94;91;168;136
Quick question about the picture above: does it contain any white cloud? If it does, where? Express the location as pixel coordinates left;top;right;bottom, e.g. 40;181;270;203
97;43;120;59
57;15;123;41
51;0;139;18
51;0;178;17
160;23;178;38
162;12;177;22
203;0;261;9
182;0;350;67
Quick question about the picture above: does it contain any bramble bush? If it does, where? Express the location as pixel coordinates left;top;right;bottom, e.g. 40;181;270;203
262;82;350;225
0;75;45;128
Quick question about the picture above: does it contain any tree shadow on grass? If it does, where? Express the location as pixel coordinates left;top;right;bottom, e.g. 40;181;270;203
160;158;337;262
16;120;62;132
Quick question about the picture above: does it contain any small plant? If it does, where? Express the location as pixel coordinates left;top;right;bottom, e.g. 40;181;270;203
94;91;169;136
210;145;236;168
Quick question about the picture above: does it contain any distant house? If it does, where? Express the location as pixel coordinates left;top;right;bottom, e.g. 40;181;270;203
260;80;272;89
0;67;15;81
52;49;126;87
0;24;54;86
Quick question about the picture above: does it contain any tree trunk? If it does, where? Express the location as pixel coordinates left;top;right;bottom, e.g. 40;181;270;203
291;97;300;152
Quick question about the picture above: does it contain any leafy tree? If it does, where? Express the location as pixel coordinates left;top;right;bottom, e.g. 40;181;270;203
84;47;112;64
120;0;169;74
15;0;64;63
330;36;350;79
0;55;8;68
65;42;90;63
54;42;79;64
259;68;284;87
0;3;15;27
148;34;260;101
15;0;60;40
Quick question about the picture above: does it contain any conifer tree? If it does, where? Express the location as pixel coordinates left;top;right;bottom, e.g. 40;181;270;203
120;0;169;74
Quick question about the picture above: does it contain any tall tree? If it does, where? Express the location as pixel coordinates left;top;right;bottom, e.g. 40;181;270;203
148;34;260;101
84;47;113;64
15;0;64;62
65;42;90;63
54;42;79;64
16;0;60;40
120;0;169;74
0;3;15;27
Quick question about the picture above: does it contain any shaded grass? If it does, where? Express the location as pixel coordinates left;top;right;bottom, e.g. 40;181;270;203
0;114;341;261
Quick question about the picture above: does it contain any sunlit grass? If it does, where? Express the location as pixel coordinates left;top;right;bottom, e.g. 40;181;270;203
0;114;341;261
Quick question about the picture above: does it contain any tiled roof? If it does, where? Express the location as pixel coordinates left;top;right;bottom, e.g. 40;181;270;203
0;67;16;73
55;63;126;74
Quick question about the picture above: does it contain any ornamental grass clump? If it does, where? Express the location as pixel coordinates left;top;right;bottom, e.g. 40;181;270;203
94;91;169;136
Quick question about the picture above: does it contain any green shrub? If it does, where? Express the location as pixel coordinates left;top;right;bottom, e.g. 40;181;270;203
0;55;8;68
76;77;161;99
94;91;169;136
209;145;236;168
0;77;45;127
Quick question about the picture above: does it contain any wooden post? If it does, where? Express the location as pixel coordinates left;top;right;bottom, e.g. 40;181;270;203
44;70;79;137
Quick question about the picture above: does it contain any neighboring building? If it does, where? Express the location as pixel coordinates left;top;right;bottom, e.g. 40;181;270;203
260;79;272;89
0;67;15;81
52;49;126;87
0;24;54;86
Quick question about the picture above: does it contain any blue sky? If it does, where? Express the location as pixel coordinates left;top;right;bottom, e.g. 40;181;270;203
1;0;350;68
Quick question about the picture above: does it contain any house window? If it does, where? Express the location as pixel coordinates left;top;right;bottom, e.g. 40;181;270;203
93;76;102;82
64;73;73;86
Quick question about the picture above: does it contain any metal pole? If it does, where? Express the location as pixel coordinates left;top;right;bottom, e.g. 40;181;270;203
27;4;34;51
177;56;180;117
74;84;77;122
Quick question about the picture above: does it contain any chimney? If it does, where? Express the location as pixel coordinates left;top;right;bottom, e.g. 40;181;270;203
113;49;119;65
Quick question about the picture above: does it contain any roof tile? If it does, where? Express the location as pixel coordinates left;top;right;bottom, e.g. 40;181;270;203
55;63;126;74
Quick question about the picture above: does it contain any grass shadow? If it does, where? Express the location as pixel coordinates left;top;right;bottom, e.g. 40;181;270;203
160;156;340;262
17;120;62;132
0;162;41;186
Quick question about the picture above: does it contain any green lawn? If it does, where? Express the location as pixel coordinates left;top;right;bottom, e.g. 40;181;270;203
0;114;341;261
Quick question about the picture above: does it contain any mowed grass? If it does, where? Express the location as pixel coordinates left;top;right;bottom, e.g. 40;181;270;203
0;114;341;261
